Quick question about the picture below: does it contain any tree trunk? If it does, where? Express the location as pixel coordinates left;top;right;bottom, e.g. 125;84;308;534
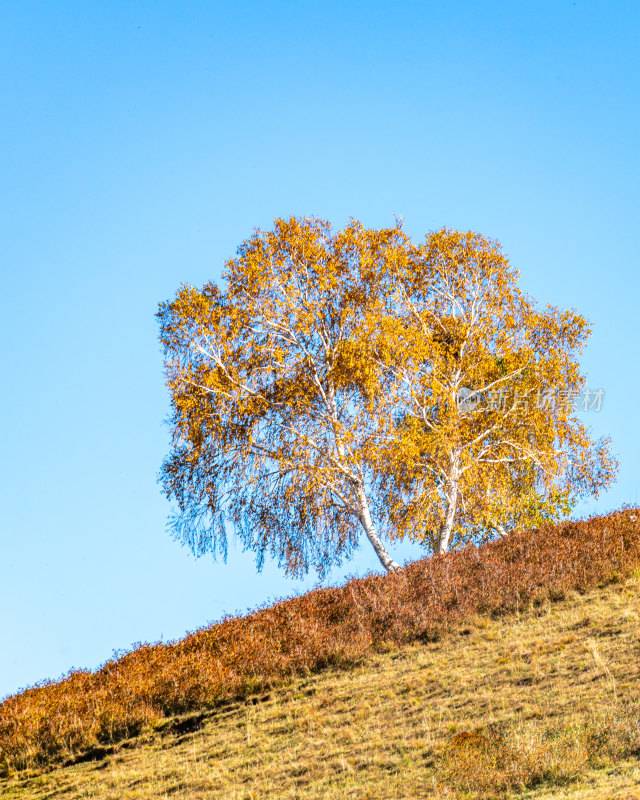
437;478;459;555
356;486;399;573
326;380;398;573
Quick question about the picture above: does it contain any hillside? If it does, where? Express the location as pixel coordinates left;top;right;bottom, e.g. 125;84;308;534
2;509;640;798
2;570;640;798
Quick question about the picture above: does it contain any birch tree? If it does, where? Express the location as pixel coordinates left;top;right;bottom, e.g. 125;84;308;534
158;218;617;574
367;229;618;555
157;217;411;577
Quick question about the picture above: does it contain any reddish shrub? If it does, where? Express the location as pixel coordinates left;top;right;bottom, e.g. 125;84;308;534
1;507;638;775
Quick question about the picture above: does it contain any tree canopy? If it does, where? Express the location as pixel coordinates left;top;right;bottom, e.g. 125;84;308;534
364;228;617;554
157;217;617;576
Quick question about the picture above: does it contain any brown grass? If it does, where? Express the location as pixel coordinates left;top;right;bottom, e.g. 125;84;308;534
2;565;640;798
1;506;639;782
435;705;640;798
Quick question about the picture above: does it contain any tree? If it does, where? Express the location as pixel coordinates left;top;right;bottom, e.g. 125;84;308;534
157;217;411;577
157;218;618;576
365;229;618;554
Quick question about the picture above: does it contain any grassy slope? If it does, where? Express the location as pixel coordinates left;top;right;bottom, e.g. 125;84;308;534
2;573;640;799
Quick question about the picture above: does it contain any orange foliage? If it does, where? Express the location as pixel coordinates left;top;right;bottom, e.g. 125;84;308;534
157;217;617;576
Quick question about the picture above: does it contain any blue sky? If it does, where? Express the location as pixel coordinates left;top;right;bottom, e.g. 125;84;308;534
1;0;638;700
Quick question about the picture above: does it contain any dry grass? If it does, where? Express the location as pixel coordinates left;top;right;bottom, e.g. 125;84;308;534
2;564;640;798
2;507;640;780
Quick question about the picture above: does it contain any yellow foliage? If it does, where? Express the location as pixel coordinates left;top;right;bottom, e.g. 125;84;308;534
156;217;617;574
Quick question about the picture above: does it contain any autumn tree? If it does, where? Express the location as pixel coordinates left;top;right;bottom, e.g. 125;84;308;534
366;229;618;554
157;217;411;577
158;217;617;576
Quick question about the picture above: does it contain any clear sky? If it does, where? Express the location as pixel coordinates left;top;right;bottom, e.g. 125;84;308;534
1;0;638;701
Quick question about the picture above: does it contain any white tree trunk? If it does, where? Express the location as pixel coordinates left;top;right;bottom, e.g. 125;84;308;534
326;380;399;573
437;477;459;555
356;486;399;573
